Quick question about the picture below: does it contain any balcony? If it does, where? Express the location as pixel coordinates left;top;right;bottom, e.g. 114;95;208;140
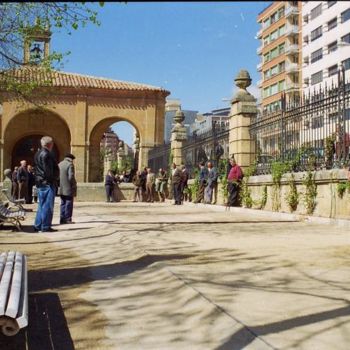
257;28;263;39
286;82;300;91
285;44;299;55
285;5;299;18
285;24;299;36
285;62;299;73
257;62;263;71
257;45;263;55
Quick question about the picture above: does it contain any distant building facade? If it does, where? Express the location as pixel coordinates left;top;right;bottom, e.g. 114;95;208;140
257;1;302;113
302;1;350;93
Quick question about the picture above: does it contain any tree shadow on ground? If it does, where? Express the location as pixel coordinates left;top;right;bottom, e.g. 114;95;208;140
29;253;195;292
0;293;74;350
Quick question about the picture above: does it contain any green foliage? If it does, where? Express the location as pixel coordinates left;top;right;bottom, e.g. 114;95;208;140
336;181;350;198
271;161;291;211
302;170;317;215
259;185;268;209
189;169;200;199
239;178;253;208
285;174;299;212
218;159;228;200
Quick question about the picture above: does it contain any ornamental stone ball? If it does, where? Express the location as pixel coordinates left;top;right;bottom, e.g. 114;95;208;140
232;69;256;103
174;108;185;125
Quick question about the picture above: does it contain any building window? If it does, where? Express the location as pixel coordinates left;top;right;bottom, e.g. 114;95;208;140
263;36;269;46
311;26;322;41
270;47;279;59
341;9;350;23
278;80;285;91
264;53;270;63
311;48;323;63
271;65;278;76
279;25;285;36
342;33;350;44
270;83;278;95
311;71;323;85
328;17;337;31
343;57;350;71
263;87;269;98
278;6;285;19
328;65;338;77
328;41;338;53
279;61;285;72
328;1;337;7
264;70;270;79
311;4;322;20
278;43;285;54
270;29;278;42
263;18;270;29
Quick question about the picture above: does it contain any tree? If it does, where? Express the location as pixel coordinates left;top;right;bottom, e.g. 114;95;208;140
0;2;104;97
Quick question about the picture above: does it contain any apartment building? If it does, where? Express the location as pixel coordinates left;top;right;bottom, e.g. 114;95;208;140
257;1;302;113
302;1;350;93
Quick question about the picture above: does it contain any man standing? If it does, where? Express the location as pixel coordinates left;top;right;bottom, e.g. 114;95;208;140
11;166;19;200
171;163;182;205
194;162;208;203
17;160;29;202
58;153;77;224
33;136;59;232
180;164;189;203
146;167;155;203
204;161;218;204
227;158;243;207
27;164;36;204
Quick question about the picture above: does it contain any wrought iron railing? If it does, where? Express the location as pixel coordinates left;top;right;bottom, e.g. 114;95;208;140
251;68;350;174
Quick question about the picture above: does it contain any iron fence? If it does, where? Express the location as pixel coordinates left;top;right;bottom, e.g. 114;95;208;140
251;68;350;174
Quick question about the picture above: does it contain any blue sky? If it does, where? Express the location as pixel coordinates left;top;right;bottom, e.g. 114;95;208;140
52;1;270;144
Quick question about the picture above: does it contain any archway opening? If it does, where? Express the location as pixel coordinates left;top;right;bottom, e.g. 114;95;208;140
89;118;139;182
3;108;71;175
11;135;59;169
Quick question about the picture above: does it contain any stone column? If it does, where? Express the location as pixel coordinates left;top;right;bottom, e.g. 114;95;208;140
171;109;187;166
229;70;257;169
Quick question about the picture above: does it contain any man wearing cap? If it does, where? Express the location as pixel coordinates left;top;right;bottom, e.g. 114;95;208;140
58;153;77;224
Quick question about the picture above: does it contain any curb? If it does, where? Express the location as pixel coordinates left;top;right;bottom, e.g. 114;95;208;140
183;201;350;227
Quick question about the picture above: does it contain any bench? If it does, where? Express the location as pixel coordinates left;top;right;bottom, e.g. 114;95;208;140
1;189;26;211
0;251;28;336
0;204;26;231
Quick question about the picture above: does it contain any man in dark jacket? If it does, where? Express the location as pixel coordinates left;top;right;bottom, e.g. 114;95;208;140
33;136;59;232
171;163;182;205
58;153;77;224
17;160;29;201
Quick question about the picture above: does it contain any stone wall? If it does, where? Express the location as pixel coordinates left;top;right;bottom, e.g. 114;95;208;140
189;169;350;220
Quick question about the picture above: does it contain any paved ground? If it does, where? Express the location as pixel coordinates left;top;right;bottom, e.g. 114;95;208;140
0;200;350;350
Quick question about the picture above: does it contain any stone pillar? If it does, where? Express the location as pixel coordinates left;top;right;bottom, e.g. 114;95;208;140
170;109;187;166
229;70;257;170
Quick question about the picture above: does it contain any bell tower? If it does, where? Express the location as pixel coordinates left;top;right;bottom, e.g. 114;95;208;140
23;18;51;65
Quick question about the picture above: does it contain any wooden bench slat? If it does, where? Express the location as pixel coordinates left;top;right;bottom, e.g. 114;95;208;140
15;255;28;329
0;252;7;280
0;251;15;316
5;252;23;318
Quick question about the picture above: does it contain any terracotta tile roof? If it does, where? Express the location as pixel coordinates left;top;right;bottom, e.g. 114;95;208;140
1;66;170;94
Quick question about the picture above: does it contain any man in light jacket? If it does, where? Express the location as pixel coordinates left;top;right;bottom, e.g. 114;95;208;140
58;153;77;224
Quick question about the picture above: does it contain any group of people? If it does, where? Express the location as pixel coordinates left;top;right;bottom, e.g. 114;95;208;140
11;161;36;204
8;136;78;232
193;157;243;207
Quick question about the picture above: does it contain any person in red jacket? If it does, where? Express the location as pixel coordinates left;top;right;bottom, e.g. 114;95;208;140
227;158;243;207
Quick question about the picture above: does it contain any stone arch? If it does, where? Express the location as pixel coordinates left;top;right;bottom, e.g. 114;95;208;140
88;117;140;182
3;108;71;171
